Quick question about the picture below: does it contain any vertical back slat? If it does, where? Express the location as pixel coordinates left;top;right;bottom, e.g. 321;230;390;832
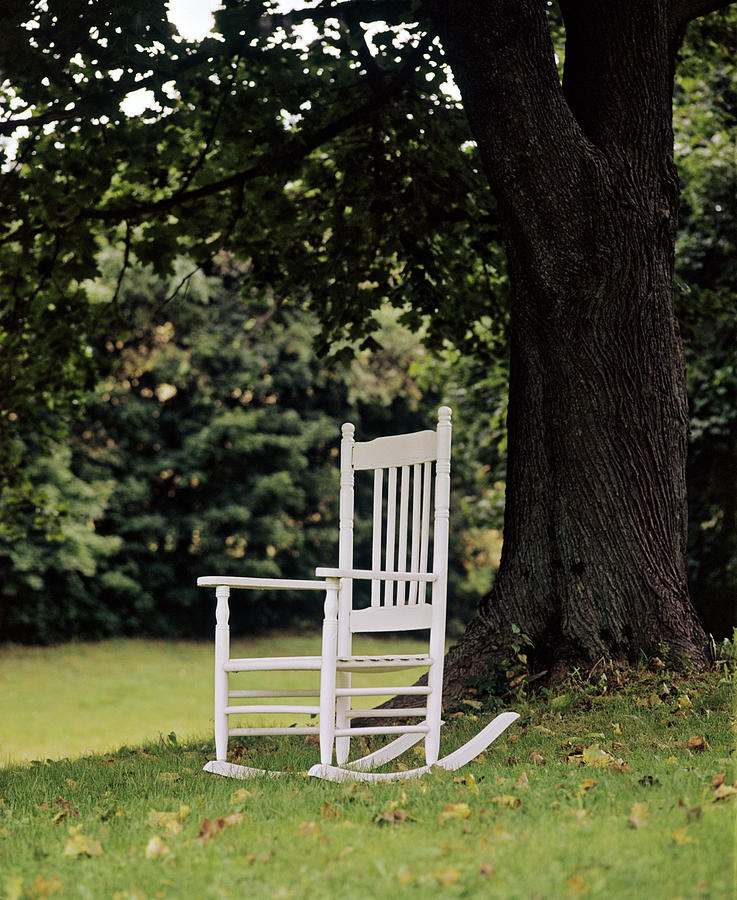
371;469;383;606
419;461;432;603
408;463;422;603
396;466;410;605
384;467;397;605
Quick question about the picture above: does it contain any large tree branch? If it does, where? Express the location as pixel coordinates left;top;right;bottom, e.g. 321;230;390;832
429;1;599;224
88;34;432;223
671;0;735;30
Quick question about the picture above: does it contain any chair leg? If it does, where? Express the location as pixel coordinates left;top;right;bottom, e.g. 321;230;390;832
319;582;340;766
214;586;230;761
335;671;351;765
424;661;443;765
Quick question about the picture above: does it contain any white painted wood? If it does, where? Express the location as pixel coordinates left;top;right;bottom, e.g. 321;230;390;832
425;405;452;764
341;733;426;771
224;705;321;715
396;465;410;605
315;568;436;582
308;712;520;783
204;760;278;778
335;653;431;671
334;685;431;697
214;586;230;761
384;466;397;606
334;724;429;737
198;576;328;590
199;406;519;781
371;468;383;606
349;603;433;633
224;656;322;671
336;423;355;766
229;726;318;736
353;429;437;470
319;581;339;765
419;461;432;603
229;689;319;698
408;463;422;604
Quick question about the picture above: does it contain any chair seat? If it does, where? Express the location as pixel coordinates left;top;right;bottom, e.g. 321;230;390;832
224;653;432;673
336;653;431;672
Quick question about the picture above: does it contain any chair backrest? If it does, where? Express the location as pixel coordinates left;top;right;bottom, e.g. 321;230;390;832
337;407;452;638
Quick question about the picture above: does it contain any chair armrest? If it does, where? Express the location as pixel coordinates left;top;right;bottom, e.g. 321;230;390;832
197;576;329;591
314;568;437;582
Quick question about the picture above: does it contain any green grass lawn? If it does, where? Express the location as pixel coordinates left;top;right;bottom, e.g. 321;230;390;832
0;640;735;899
0;635;430;764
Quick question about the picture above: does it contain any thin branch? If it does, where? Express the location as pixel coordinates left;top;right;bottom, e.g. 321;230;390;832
175;59;238;195
157;263;199;312
0;109;83;136
89;33;433;224
110;220;132;322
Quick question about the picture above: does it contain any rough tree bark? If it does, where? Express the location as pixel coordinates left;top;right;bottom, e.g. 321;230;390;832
426;0;724;697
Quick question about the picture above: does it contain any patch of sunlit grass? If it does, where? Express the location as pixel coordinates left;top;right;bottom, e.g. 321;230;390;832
0;664;733;898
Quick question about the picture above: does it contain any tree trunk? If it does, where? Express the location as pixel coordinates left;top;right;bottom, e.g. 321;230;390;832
430;0;710;698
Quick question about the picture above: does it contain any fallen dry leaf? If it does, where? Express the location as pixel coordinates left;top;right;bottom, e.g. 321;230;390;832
462;699;483;710
489;794;521;809
63;830;103;858
479;862;495;877
439;802;471;823
144;835;170;859
529;751;546;765
514;771;530;790
672;827;697;845
320;801;341;819
582;745;613;767
434;868;461;886
56;798;78;818
578;778;598;796
712;772;726;789
713;783;737;802
29;876;62;897
197;813;244;843
298;820;322;838
566;874;588;895
397;865;413;886
375;808;408;825
146;806;190;836
685;736;708;752
627;802;649;829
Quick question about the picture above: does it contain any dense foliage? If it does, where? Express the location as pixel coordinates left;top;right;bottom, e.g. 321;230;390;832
0;254;507;642
0;2;734;644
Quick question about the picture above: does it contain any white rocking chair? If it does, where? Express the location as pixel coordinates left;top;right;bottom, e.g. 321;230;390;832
197;407;518;781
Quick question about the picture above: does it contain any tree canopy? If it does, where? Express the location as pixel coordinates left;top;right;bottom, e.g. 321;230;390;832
1;1;735;682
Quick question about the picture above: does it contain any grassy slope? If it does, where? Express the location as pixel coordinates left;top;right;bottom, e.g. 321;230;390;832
0;643;734;899
0;636;429;764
